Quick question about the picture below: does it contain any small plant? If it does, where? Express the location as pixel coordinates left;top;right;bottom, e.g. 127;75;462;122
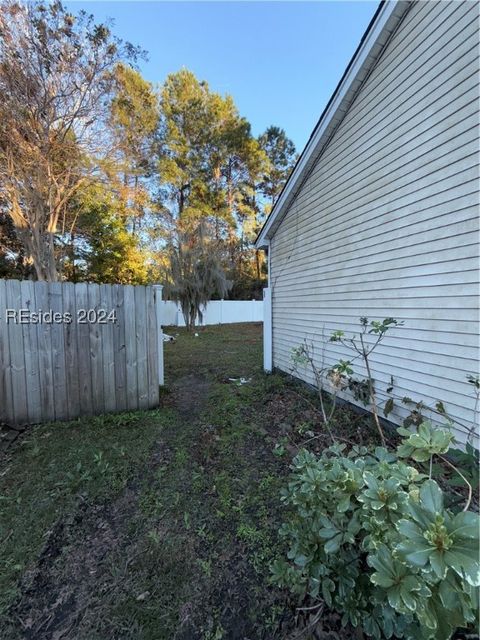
291;331;350;443
273;440;287;457
292;318;403;446
93;450;111;475
397;422;454;477
272;424;479;640
330;317;403;446
58;461;92;492
196;557;212;577
146;529;162;546
296;422;314;437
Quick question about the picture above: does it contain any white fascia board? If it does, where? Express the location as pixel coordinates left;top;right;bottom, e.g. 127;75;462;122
255;0;409;249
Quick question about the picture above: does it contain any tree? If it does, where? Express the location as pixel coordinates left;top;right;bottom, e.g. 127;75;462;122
258;126;297;209
62;181;148;284
158;69;269;295
206;92;267;234
108;63;160;234
158;69;215;221
165;219;231;330
0;0;141;280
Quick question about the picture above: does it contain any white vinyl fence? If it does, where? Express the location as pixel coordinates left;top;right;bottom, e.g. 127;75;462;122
161;299;263;327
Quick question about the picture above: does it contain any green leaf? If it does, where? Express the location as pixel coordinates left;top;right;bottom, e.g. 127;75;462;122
396;541;432;567
429;550;448;579
370;572;394;588
438;577;458;610
419;480;443;515
396;443;413;458
411;450;431;462
337;496;351;513
420;598;439;631
364;471;379;490
418;422;431;441
384;398;394;417
435;401;446;415
319;527;339;539
322;578;334;607
324;534;342;554
406;501;435;528
409;434;428;447
400;585;417;611
444;548;480;587
294;554;309;567
396;519;424;543
368;545;395;577
386;585;402;610
450;511;480;539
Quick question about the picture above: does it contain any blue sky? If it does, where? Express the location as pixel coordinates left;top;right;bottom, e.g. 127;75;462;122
68;1;378;152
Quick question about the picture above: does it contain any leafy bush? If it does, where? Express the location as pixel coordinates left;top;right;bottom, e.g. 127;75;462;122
271;424;479;639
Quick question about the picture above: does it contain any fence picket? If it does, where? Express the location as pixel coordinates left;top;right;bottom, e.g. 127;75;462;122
63;282;80;420
0;280;13;423
20;280;42;423
124;285;138;411
88;283;105;414
50;282;68;421
147;287;159;407
113;284;127;411
35;281;55;422
75;283;93;415
7;280;28;423
135;286;149;410
101;284;116;414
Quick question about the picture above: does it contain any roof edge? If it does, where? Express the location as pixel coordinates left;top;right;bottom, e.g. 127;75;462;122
255;0;411;249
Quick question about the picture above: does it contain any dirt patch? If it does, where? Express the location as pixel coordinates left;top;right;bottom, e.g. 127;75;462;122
168;374;211;419
253;381;381;455
15;493;137;639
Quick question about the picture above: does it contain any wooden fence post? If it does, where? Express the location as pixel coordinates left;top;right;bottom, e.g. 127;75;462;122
153;285;164;386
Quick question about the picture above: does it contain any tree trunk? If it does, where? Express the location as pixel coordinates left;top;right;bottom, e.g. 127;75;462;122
255;250;261;280
180;299;196;332
17;228;59;281
70;232;76;282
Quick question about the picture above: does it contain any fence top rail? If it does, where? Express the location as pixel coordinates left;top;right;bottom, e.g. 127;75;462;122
0;278;158;289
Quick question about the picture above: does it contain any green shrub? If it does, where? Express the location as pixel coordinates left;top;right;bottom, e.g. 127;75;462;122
271;424;479;639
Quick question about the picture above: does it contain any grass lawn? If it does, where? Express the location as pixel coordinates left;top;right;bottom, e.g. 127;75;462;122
0;323;314;640
1;323;475;640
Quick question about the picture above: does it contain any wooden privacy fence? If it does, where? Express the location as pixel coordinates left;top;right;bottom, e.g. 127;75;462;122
0;279;164;426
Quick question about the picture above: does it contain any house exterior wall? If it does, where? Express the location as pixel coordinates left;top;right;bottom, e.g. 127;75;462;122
269;0;479;440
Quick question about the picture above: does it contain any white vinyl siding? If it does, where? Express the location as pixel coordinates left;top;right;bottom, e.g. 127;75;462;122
269;0;479;440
